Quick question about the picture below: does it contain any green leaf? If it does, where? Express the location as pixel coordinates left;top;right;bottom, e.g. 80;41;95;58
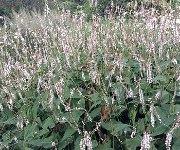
25;148;33;150
2;131;12;145
125;136;141;150
74;136;81;150
153;75;167;82
101;120;130;136
77;98;85;108
159;60;171;69
90;93;100;102
156;105;175;126
95;140;113;150
172;138;180;150
65;110;84;123
89;93;101;111
38;128;49;137
3;117;16;125
174;128;180;139
58;134;74;150
28;139;45;147
28;138;52;148
63;86;71;99
161;90;171;103
61;126;76;141
136;119;146;133
92;140;98;148
24;123;37;141
151;144;158;150
71;91;82;99
152;124;168;136
1;106;14;122
31;102;39;119
113;105;126;114
89;100;101;111
89;107;100;120
95;139;113;150
42;117;55;129
175;105;180;114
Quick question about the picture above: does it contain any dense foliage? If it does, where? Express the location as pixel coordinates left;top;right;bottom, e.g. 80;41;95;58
0;4;180;150
0;0;180;17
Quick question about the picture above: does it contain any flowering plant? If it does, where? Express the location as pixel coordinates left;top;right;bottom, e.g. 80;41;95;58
0;5;180;150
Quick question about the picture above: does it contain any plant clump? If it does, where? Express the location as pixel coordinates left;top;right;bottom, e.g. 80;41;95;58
0;4;180;150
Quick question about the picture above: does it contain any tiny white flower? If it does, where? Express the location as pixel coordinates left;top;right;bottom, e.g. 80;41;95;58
139;88;145;109
177;76;180;81
80;131;92;150
131;127;136;138
0;103;3;111
14;136;18;143
171;58;177;65
82;71;86;81
155;91;161;100
61;117;66;122
140;132;153;150
127;88;133;98
165;132;173;150
176;18;180;24
150;103;155;127
147;62;153;84
52;141;56;147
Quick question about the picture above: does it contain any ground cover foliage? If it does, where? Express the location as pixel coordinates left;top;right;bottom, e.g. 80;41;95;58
0;0;180;17
0;3;180;150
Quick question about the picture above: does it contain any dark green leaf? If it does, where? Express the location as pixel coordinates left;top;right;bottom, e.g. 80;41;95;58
61;126;76;141
42;117;55;129
125;136;141;150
